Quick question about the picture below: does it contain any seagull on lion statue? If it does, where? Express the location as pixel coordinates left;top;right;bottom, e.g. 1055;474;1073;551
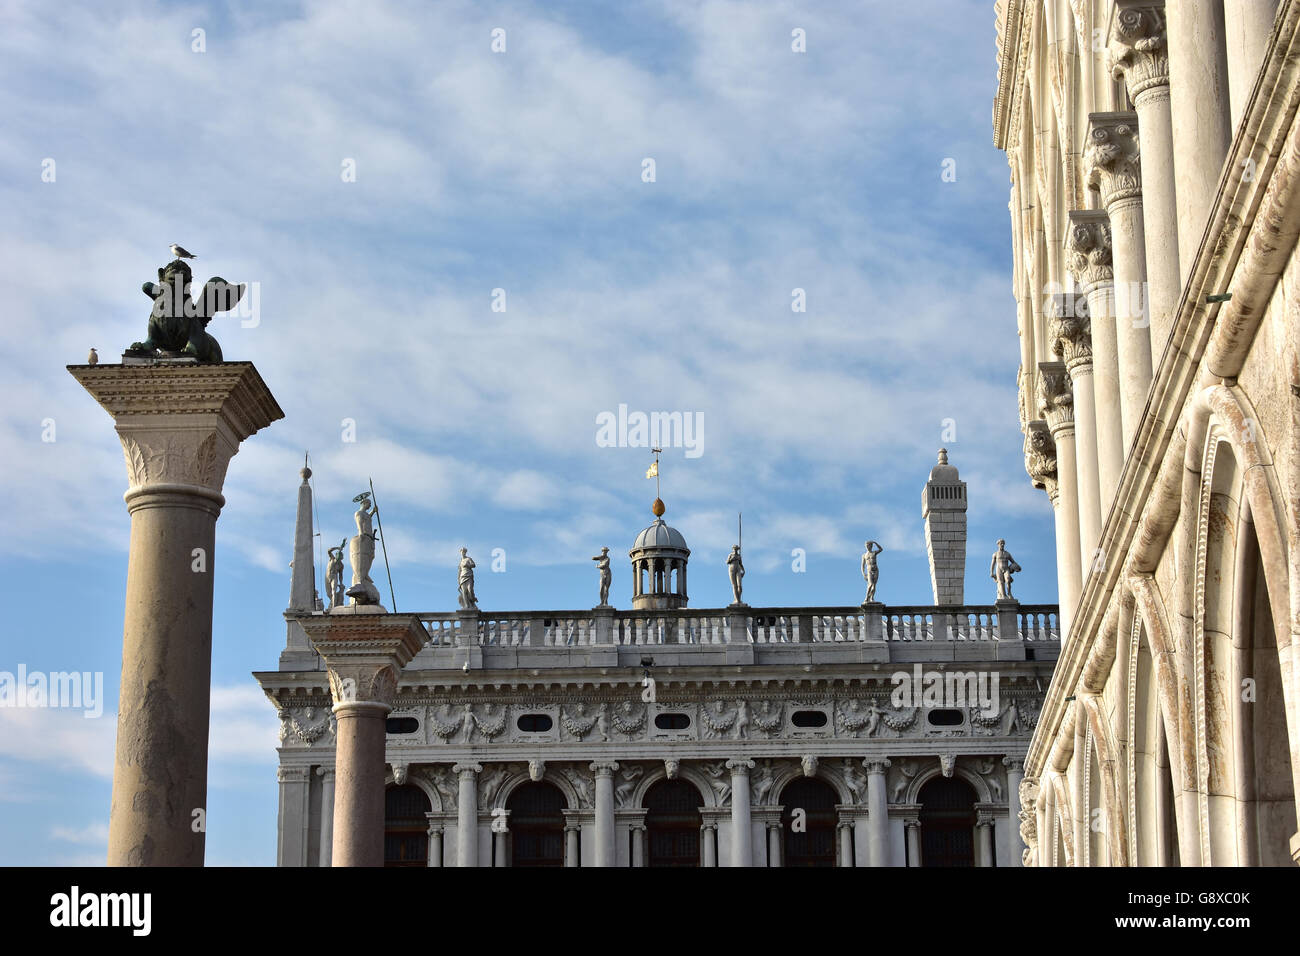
126;250;244;363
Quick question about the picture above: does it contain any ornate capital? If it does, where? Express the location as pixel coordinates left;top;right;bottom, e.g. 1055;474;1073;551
726;758;755;775
590;760;620;778
1109;1;1169;99
1024;421;1059;502
1048;296;1093;372
1065;210;1114;291
452;762;482;779
864;758;892;775
298;614;426;711
1084;111;1142;209
1037;362;1075;436
277;765;310;784
1002;756;1026;774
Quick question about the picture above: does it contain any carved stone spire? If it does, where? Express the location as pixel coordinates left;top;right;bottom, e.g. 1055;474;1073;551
1084;112;1142;209
1064;210;1114;291
1108;2;1169;99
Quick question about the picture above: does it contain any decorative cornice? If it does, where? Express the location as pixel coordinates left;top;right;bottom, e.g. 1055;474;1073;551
1048;295;1093;373
1109;1;1169;100
1065;210;1115;291
1084;112;1142;209
1037;362;1075;436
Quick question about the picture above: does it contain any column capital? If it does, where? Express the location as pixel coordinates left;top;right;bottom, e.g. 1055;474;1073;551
726;758;755;774
863;758;892;775
1109;1;1169;100
1037;362;1075;437
1024;421;1059;502
590;760;620;777
1002;756;1026;773
976;810;999;827
1065;210;1115;291
315;765;336;782
1048;295;1093;374
299;614;426;711
453;762;483;778
1085;111;1142;209
277;765;310;783
903;816;920;829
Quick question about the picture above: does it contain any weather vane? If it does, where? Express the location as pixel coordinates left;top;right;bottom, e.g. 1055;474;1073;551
646;447;664;516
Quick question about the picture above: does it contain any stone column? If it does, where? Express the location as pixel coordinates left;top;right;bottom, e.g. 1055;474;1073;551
317;766;335;867
1039;368;1085;627
1166;0;1232;279
591;760;619;867
837;818;854;867
493;816;509;867
976;811;997;867
1049;296;1102;572
1025;422;1076;643
1085;111;1153;447
1111;2;1180;354
726;759;754;867
276;766;311;866
1065;211;1124;507
300;613;425;867
454;763;482;867
701;823;718;866
69;362;282;866
564;820;580;867
1004;757;1026;868
1224;0;1279;131
767;821;783;867
631;824;646;867
864;758;891;867
904;816;921;866
426;822;443;867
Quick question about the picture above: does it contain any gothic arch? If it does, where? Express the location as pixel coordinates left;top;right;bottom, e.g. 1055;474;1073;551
1081;693;1129;865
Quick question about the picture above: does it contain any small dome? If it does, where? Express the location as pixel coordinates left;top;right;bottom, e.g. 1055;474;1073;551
930;448;960;482
631;518;690;553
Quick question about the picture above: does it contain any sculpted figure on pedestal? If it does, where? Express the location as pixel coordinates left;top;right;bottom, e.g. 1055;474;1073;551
127;257;246;363
727;545;745;604
591;547;611;606
861;540;883;603
990;539;1022;600
457;548;478;610
346;493;381;606
325;539;346;609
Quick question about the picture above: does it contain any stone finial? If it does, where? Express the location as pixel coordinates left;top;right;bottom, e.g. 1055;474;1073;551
1036;362;1075;436
937;448;948;465
1024;421;1059;502
1084;112;1142;209
1108;1;1169;99
1064;210;1114;291
1048;294;1093;372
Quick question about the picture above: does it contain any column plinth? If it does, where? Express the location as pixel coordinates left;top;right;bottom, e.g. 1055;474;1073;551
69;361;283;866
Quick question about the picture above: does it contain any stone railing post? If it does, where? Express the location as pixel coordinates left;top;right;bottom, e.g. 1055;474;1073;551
69;361;283;866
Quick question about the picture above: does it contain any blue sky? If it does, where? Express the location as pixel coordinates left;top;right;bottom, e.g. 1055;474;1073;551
0;0;1055;865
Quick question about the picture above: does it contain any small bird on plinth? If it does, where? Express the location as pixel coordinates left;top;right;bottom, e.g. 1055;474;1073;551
87;347;98;366
169;243;197;260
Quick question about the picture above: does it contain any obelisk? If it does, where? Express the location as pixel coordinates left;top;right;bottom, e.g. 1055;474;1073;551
69;360;283;865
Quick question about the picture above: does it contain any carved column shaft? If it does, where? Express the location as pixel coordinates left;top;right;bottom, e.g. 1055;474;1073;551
426;822;443;867
69;362;282;866
564;822;580;867
702;824;718;867
904;817;921;867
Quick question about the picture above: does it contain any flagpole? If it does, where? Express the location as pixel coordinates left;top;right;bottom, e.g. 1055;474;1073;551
368;477;397;612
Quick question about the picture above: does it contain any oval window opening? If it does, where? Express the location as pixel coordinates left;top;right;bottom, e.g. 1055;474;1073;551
517;713;553;733
386;717;419;735
927;708;963;726
654;712;690;730
791;710;828;728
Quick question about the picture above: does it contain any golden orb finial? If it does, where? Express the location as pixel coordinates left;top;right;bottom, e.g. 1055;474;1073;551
651;497;665;517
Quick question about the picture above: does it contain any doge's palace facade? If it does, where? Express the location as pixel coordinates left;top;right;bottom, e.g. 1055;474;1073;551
257;454;1059;866
994;0;1299;864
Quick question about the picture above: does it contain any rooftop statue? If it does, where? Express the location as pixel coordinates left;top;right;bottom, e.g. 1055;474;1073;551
727;544;745;605
591;547;611;606
345;494;382;606
458;547;478;610
126;257;245;362
861;540;884;604
991;538;1022;601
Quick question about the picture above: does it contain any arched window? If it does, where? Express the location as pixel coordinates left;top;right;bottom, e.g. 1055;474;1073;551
507;781;566;867
644;779;703;867
918;777;976;867
384;785;430;867
780;778;837;867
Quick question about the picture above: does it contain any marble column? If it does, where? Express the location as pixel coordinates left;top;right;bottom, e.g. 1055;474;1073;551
976;811;997;867
1224;0;1279;131
564;821;580;867
1041;367;1084;630
631;824;646;867
1085;111;1153;448
1004;758;1026;868
767;821;783;867
864;759;891;867
426;822;443;867
1166;0;1232;279
837;818;854;867
493;818;509;867
904;817;921;867
301;613;425;867
1065;211;1124;508
1049;295;1102;573
727;759;754;867
454;763;482;867
1025;421;1076;643
701;824;718;867
68;362;282;866
317;766;335;867
1111;2;1180;354
591;760;619;867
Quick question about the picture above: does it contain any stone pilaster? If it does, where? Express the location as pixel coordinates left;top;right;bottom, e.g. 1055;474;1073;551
1110;1;1180;354
726;758;755;867
903;814;922;867
1003;757;1026;867
316;765;335;867
1065;211;1124;508
1049;294;1103;573
68;361;283;866
975;809;998;867
591;760;619;867
1085;111;1153;447
276;765;311;867
425;817;444;867
300;613;425;867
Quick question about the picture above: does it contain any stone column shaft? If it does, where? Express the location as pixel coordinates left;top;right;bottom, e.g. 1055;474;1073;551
493;826;509;867
727;759;754;867
592;761;619;867
276;766;311;866
427;825;443;867
905;818;921;866
1224;0;1279;131
976;818;996;867
1039;365;1084;632
455;763;481;867
1167;0;1233;279
767;823;783;867
838;820;854;867
865;759;890;867
564;823;580;867
332;701;388;867
1004;758;1025;868
69;362;283;867
702;825;718;867
1050;294;1103;570
631;825;646;867
317;766;335;867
